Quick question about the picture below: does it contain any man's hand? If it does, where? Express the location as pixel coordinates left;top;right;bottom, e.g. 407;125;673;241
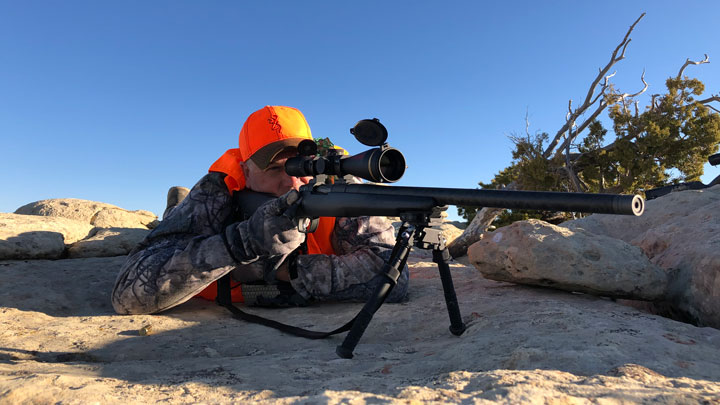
229;190;305;259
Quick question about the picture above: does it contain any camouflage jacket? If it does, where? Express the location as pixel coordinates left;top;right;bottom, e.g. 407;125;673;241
111;172;409;314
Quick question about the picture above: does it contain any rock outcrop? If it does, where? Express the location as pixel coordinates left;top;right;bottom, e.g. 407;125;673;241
468;185;720;329
468;219;668;300
15;199;120;224
67;228;150;258
15;198;158;229
2;199;158;260
1;256;720;403
567;185;720;328
0;213;94;259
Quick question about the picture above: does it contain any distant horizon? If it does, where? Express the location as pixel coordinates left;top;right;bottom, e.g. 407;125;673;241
2;1;719;221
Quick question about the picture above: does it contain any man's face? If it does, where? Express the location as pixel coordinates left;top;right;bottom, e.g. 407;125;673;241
242;152;312;197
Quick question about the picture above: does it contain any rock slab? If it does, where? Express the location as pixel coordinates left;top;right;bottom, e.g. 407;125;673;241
67;228;151;258
0;214;94;260
15;198;158;229
468;219;668;300
566;185;720;328
1;256;720;402
4;198;159;260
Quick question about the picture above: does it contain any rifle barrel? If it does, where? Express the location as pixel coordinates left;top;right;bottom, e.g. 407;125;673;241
307;184;644;216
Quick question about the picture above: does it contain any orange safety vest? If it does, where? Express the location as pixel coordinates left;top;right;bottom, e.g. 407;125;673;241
196;148;336;302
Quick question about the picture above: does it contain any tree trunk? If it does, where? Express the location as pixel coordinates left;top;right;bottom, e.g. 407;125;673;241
447;206;504;258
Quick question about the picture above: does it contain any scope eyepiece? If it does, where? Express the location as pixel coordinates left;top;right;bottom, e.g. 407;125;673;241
285;156;326;178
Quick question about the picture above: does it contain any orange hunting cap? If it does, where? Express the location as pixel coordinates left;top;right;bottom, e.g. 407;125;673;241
239;106;313;170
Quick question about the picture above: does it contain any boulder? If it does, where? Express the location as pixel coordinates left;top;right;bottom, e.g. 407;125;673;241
0;214;94;260
563;184;720;243
15;199;120;224
14;198;158;229
67;228;150;258
467;219;668;300
90;208;157;229
0;230;64;260
566;186;720;328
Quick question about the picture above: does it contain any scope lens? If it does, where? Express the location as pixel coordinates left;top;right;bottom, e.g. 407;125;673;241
378;148;405;182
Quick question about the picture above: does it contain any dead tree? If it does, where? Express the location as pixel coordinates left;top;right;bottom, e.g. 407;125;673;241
448;13;648;258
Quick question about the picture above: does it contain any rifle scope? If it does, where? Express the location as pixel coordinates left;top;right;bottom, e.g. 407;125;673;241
285;118;406;183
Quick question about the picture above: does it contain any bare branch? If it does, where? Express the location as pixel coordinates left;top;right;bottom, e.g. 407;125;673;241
697;94;720;105
615;69;649;100
677;54;710;79
629;69;649;97
564;134;583;192
651;94;660;111
616;69;649;114
581;13;644;109
554;100;607;154
525;108;531;137
542;13;645;158
604;71;617;83
699;94;720;113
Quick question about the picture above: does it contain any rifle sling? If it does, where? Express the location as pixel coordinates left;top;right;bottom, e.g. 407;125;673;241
216;273;358;339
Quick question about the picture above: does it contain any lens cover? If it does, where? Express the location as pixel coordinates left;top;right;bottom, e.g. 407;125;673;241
350;118;388;146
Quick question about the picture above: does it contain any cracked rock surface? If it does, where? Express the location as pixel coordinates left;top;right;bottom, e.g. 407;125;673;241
1;256;719;403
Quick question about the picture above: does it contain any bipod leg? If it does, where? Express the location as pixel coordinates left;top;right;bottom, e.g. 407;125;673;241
336;226;414;359
433;247;467;336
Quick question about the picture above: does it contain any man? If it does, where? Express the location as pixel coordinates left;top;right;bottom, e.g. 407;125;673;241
112;105;409;315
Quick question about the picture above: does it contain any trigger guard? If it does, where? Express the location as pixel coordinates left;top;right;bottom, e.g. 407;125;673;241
297;217;319;233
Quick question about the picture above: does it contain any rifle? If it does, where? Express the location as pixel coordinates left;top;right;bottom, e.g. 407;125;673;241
227;118;645;359
644;153;720;200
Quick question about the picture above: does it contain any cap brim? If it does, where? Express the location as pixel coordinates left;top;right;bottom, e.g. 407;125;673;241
249;139;304;170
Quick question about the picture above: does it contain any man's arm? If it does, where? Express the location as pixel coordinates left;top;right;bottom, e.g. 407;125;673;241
111;173;304;314
111;173;244;314
290;216;409;303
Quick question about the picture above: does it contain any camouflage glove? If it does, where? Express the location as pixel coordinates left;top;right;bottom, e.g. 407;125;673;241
225;190;305;260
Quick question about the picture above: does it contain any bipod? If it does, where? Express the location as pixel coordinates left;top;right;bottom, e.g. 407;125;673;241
335;207;467;359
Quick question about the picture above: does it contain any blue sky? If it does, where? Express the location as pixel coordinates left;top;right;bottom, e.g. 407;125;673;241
2;1;719;221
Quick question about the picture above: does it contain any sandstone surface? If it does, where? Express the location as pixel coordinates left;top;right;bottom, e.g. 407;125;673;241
4;199;158;260
467;219;668;300
15;198;122;224
14;198;158;229
466;186;720;329
0;214;94;260
1;256;719;403
563;184;720;243
568;186;720;328
67;228;151;258
91;207;158;229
